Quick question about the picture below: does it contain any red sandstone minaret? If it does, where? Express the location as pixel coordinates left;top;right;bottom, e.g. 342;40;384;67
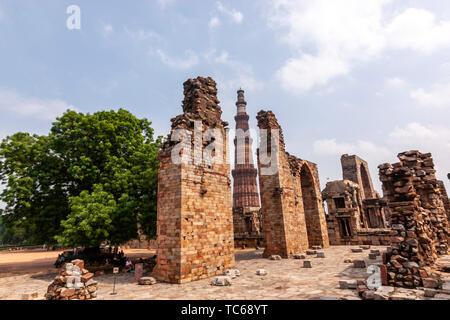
232;89;260;209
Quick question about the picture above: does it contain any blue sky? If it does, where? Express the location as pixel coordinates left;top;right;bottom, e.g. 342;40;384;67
0;0;450;196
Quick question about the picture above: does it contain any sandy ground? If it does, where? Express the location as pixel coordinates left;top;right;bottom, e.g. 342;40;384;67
0;248;156;277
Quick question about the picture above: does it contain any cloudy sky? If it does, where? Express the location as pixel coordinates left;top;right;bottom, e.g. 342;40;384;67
0;0;449;195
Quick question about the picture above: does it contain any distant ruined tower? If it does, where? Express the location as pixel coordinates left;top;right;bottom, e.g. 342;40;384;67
231;89;263;247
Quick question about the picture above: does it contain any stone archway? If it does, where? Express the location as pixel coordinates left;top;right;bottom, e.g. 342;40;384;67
300;164;322;247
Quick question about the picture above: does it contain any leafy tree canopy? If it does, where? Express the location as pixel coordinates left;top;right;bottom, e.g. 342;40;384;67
0;109;161;247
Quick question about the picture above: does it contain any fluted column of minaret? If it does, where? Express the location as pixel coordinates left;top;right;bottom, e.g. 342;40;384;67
232;89;260;209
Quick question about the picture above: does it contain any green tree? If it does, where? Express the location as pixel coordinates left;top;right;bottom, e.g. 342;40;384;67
0;109;161;247
56;185;115;248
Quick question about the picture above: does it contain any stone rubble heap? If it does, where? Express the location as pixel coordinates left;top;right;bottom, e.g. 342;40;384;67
45;259;97;300
378;151;449;288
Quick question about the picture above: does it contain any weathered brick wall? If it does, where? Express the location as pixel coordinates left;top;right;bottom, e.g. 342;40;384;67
324;155;391;246
341;154;377;200
379;150;449;288
437;180;450;222
256;110;329;258
152;77;235;284
232;207;263;248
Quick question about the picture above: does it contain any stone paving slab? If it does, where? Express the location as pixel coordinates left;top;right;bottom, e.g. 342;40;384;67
0;246;447;300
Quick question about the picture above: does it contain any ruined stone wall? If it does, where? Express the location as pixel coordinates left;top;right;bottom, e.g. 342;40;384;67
341;154;377;200
233;207;263;248
256;111;329;258
437;180;450;221
152;77;235;283
379;150;449;288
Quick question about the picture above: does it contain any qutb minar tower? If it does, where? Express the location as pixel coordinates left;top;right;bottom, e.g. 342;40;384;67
232;89;263;247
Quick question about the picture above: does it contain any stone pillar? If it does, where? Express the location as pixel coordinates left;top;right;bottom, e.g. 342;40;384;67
341;154;377;200
256;110;329;258
379;150;449;288
152;77;235;284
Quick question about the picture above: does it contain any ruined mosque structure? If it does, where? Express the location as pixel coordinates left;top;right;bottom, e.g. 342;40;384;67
322;155;392;245
152;76;448;287
231;89;264;248
437;180;450;221
379;151;449;288
152;77;235;283
256;110;330;258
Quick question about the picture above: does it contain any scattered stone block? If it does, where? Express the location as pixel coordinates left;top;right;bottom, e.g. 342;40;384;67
311;245;322;250
353;260;366;268
422;278;439;289
360;245;371;250
224;269;240;278
212;276;232;286
339;280;357;289
424;289;438;298
344;258;353;263
351;248;363;253
293;254;306;259
390;293;413;300
138;277;157;285
255;269;267;276
316;252;325;258
303;261;312;268
270;255;282;260
362;290;375;300
433;293;450;300
368;253;377;260
370;249;381;256
306;250;316;255
81;272;94;283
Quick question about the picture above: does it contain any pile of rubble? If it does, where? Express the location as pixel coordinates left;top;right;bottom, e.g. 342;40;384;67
45;259;97;300
378;151;449;288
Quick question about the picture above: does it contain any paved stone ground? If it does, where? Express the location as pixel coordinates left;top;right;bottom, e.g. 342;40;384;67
0;246;448;300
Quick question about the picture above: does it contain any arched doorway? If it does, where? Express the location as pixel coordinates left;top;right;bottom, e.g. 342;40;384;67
360;164;373;199
300;164;322;247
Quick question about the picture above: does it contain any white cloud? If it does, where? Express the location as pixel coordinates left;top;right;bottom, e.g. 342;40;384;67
156;49;199;70
313;138;391;161
386;77;406;87
207;50;263;91
101;24;113;37
389;122;450;187
0;88;78;121
217;2;244;24
313;122;450;192
277;54;349;92
157;0;175;9
268;0;450;93
385;8;450;53
410;82;450;108
209;16;221;29
124;27;160;41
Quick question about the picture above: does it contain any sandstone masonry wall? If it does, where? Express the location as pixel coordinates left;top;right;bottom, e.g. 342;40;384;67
152;77;235;283
379;150;449;288
437;180;450;222
256;111;329;258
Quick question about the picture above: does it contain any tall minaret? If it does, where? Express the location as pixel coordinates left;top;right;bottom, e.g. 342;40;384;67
232;89;260;209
